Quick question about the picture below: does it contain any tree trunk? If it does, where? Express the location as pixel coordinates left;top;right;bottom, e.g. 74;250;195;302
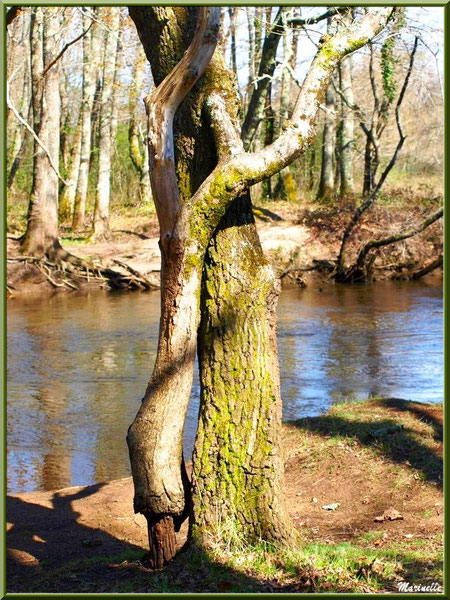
91;7;120;241
127;6;220;567
59;117;82;222
6;9;31;189
109;26;122;161
73;7;102;231
317;78;336;201
128;44;152;205
261;84;274;199
128;4;395;566
241;7;288;150
191;193;293;546
228;8;238;78
338;55;355;198
21;7;62;260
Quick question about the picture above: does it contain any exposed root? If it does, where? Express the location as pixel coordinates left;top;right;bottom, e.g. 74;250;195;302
7;254;158;292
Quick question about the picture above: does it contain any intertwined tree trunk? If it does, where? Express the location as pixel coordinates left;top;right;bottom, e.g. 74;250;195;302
127;5;396;568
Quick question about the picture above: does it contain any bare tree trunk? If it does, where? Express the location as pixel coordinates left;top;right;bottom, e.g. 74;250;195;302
228;8;238;78
317;78;336;201
90;7;120;241
127;6;221;568
247;8;256;86
59;118;82;221
241;7;287;150
6;9;31;189
110;26;122;161
21;7;62;259
338;55;355;198
261;84;274;199
73;8;102;231
128;44;152;205
59;67;71;173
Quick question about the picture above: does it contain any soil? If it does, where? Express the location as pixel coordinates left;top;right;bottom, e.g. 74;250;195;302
6;399;443;589
6;200;443;297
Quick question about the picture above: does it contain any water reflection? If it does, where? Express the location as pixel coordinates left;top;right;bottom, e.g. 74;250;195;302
7;280;443;493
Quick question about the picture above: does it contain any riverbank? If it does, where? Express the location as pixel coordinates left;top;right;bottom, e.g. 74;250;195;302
7;398;443;594
6;195;443;297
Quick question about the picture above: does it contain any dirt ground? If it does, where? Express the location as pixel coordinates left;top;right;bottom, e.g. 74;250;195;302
6;399;443;590
6;200;442;297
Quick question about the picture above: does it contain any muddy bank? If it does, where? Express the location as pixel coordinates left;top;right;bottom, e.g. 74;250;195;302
6;202;443;297
6;399;443;593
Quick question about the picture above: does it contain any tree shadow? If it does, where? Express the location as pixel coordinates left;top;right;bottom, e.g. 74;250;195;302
289;401;442;487
378;398;443;442
6;482;146;587
115;229;153;240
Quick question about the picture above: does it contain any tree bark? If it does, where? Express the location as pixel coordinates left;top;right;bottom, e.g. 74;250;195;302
192;194;293;546
338;55;355;198
73;7;102;231
21;7;62;260
128;43;152;205
128;4;395;566
317;78;336;201
59;117;82;222
90;7;120;241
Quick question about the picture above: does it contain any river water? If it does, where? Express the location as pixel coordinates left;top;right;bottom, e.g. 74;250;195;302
7;280;443;494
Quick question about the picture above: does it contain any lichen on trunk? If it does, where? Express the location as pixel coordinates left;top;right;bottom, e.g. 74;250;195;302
191;194;293;547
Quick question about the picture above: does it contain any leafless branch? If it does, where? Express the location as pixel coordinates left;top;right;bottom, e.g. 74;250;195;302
39;22;93;80
6;82;68;185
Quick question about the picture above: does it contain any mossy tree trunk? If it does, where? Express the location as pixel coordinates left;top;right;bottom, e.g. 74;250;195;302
128;4;396;566
192;194;293;545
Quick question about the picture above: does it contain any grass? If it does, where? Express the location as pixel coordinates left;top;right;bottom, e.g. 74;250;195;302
8;534;442;594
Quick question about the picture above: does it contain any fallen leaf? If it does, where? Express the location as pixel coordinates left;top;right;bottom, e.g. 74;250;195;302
374;508;404;522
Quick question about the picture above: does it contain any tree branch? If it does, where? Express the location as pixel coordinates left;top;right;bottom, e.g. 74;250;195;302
350;206;443;276
144;6;220;245
6;82;68;185
335;35;418;276
178;8;396;252
39;22;93;80
289;7;346;27
410;254;443;280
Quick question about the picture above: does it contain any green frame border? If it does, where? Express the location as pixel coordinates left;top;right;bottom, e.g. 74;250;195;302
1;1;448;598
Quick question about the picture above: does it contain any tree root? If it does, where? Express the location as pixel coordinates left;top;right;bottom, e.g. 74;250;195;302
7;254;158;292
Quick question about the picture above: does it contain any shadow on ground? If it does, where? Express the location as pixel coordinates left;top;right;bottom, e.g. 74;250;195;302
290;398;442;487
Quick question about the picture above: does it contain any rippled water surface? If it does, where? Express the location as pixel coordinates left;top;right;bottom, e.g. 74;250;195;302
7;281;443;493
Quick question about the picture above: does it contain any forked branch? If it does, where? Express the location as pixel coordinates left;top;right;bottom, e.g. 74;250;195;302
144;6;220;247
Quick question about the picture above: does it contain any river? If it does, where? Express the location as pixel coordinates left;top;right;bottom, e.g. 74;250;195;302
7;280;443;494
